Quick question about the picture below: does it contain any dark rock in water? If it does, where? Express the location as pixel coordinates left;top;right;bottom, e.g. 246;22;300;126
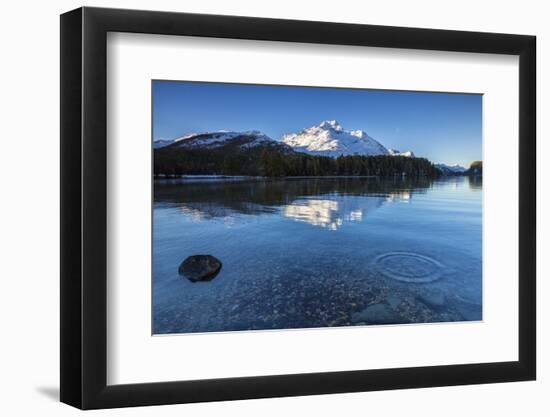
178;255;222;282
351;303;403;325
417;292;446;311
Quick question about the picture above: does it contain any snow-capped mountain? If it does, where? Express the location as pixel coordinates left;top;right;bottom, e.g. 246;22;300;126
157;121;417;158
435;163;467;175
388;149;415;158
163;130;292;152
170;131;268;149
281;120;413;158
154;126;440;177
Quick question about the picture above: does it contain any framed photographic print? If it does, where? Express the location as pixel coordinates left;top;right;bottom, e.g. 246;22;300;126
60;7;536;409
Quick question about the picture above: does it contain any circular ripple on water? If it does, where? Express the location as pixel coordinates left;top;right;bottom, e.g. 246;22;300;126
374;252;443;283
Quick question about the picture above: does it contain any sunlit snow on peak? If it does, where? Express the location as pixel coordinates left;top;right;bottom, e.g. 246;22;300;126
281;120;390;158
319;120;344;131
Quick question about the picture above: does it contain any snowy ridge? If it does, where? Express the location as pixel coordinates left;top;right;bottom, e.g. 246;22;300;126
167;130;279;150
173;132;200;142
281;120;392;157
153;132;201;149
153;139;174;149
435;163;467;174
157;120;418;158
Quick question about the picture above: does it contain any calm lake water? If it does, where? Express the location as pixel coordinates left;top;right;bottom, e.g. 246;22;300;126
153;176;482;334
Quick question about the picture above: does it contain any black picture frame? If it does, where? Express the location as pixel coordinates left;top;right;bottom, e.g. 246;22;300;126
60;6;536;410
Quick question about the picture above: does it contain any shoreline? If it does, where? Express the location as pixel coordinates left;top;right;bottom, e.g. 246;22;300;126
154;174;378;180
153;174;476;181
154;175;405;183
153;175;482;183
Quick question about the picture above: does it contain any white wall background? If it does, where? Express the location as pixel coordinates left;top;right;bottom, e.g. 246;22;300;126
0;0;546;415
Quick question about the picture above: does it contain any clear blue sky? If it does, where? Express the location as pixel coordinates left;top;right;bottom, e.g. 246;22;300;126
153;80;482;167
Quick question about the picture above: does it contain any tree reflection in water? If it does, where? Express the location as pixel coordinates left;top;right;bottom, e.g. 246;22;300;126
154;177;426;226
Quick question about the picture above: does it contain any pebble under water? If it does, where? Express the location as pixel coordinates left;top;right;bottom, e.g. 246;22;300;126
153;176;482;334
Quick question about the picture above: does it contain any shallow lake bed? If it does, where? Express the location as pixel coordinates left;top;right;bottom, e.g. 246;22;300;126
153;176;482;334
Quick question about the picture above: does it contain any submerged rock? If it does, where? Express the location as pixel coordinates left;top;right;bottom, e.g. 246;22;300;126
351;303;403;325
178;255;222;282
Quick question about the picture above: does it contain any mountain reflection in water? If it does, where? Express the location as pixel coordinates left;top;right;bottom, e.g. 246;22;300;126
154;177;419;227
153;176;482;334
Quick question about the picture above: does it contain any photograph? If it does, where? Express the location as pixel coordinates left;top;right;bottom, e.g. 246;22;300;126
152;81;483;335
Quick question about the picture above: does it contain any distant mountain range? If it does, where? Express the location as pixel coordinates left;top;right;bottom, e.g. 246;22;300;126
435;161;482;176
155;120;415;157
160;130;293;152
153;120;478;178
435;163;467;175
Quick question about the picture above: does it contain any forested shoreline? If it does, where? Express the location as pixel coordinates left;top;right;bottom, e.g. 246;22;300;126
154;146;441;178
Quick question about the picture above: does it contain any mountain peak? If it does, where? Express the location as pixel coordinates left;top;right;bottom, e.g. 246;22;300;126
282;121;389;157
319;120;343;131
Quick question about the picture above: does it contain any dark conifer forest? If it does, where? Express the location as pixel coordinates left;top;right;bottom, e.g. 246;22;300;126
154;145;441;178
